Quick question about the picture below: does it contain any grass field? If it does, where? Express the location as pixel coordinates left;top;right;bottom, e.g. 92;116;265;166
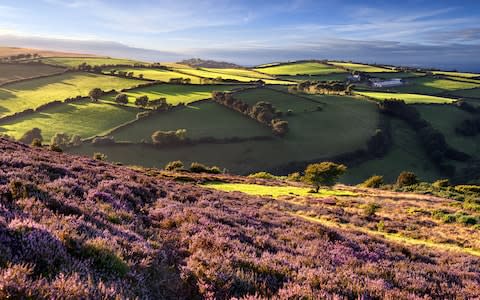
0;63;66;84
355;91;456;104
253;62;344;75
0;99;140;141
0;47;97;58
204;182;356;198
105;67;203;84
343;118;441;184
391;77;480;94
40;57;144;67
451;88;480;99
415;105;480;159
329;62;396;73
372;72;424;79
203;68;276;79
111;101;272;142
176;68;293;84
102;84;248;106
70;90;379;174
278;73;351;82
0;72;143;117
432;71;480;78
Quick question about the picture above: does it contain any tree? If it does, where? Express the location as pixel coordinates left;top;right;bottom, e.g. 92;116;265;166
138;74;144;79
164;160;184;171
115;93;129;105
135;95;149;107
89;88;103;101
19;128;43;145
303;162;347;192
272;120;289;136
396;171;418;187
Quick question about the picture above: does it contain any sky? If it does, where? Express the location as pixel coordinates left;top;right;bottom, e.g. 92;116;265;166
1;0;480;70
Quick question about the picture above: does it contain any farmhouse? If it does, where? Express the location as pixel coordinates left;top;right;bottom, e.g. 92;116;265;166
371;78;403;88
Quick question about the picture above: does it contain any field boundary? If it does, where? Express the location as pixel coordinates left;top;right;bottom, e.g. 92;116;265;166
0;66;69;87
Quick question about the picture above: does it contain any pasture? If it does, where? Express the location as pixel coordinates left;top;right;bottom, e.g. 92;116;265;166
0;99;140;141
0;72;143;117
432;71;480;78
203;68;276;79
253;62;344;75
106;67;203;84
278;73;350;82
204;182;356;198
0;47;97;58
451;88;480;99
355;91;456;104
176;67;293;84
372;72;424;79
40;57;144;67
102;84;248;106
392;77;480;94
70;89;379;175
328;61;396;73
0;63;66;84
111;101;272;142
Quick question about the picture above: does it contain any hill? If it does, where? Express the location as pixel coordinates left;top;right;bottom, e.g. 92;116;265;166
179;58;242;68
0;47;98;58
0;138;479;299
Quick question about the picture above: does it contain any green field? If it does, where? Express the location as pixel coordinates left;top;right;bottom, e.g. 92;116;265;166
176;68;293;84
40;57;144;67
329;62;396;73
102;84;248;106
0;72;143;117
355;91;456;104
204;182;356;198
391;77;480;94
0;63;66;84
106;67;203;84
278;73;350;82
111;101;272;142
0;99;140;141
432;71;480;78
343;119;441;184
451;88;480;99
204;68;276;79
254;62;344;75
372;72;424;79
70;89;379;174
415;105;480;158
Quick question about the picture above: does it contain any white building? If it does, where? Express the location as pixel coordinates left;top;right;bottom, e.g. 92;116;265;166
371;78;403;88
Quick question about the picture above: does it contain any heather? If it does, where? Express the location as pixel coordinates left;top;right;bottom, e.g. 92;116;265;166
1;138;480;299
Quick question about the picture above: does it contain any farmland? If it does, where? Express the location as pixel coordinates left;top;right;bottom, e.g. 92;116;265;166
101;84;247;105
278;73;350;82
391;77;480;94
432;70;480;78
39;56;144;67
105;67;203;83
328;61;397;73
0;63;66;84
0;99;140;141
175;67;293;84
355;91;456;104
111;101;272;142
254;62;344;75
0;72;143;117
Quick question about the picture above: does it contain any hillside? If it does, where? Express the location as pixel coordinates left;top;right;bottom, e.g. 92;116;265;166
1;138;480;299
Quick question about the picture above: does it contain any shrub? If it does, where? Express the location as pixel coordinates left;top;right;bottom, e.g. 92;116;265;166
361;175;384;188
165;160;184;171
363;203;380;217
396;171;418;187
303;162;347;192
455;185;480;194
458;215;478;226
190;162;209;173
287;172;302;182
88;88;103;101
151;129;187;145
272;120;289;137
135;95;149;107
208;166;222;174
93;152;107;161
31;138;42;147
49;144;63;152
18;128;43;145
92;136;115;145
81;239;129;277
248;172;276;180
115;93;129;105
433;179;450;189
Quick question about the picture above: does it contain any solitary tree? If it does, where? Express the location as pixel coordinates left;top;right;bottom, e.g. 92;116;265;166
135;95;149;107
303;162;347;192
88;88;103;101
18;128;43;145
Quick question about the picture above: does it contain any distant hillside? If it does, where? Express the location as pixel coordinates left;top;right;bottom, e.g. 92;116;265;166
0;46;98;58
178;58;242;68
1;137;479;299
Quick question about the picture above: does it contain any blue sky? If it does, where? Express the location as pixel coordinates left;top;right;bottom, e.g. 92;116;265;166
1;0;480;69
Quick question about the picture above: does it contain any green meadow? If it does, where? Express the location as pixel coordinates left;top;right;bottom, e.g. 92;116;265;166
392;77;480;94
101;84;248;106
106;67;203;84
0;72;143;117
254;62;344;75
355;91;456;104
176;68;293;84
0;99;140;141
111;101;272;142
432;71;480;78
278;73;351;82
328;62;396;73
40;57;144;67
0;63;65;84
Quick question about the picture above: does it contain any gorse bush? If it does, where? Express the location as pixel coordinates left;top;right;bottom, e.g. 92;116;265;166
248;172;277;180
164;160;184;171
361;175;384;188
396;171;418;187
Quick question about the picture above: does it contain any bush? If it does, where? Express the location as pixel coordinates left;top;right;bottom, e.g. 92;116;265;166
115;93;129;105
93;152;107;161
31;138;42;147
88;88;103;101
165;160;184;171
248;172;276;180
303;162;347;192
458;215;478;226
361;175;384;188
92;136;115;145
455;185;480;194
19;128;43;145
190;162;209;173
433;179;450;189
151;129;187;145
81;239;129;277
49;144;63;152
287;172;302;182
363;203;380;217
135;95;149;107
396;171;418;187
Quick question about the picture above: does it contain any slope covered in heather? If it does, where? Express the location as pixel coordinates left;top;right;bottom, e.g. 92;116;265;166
1;138;480;299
